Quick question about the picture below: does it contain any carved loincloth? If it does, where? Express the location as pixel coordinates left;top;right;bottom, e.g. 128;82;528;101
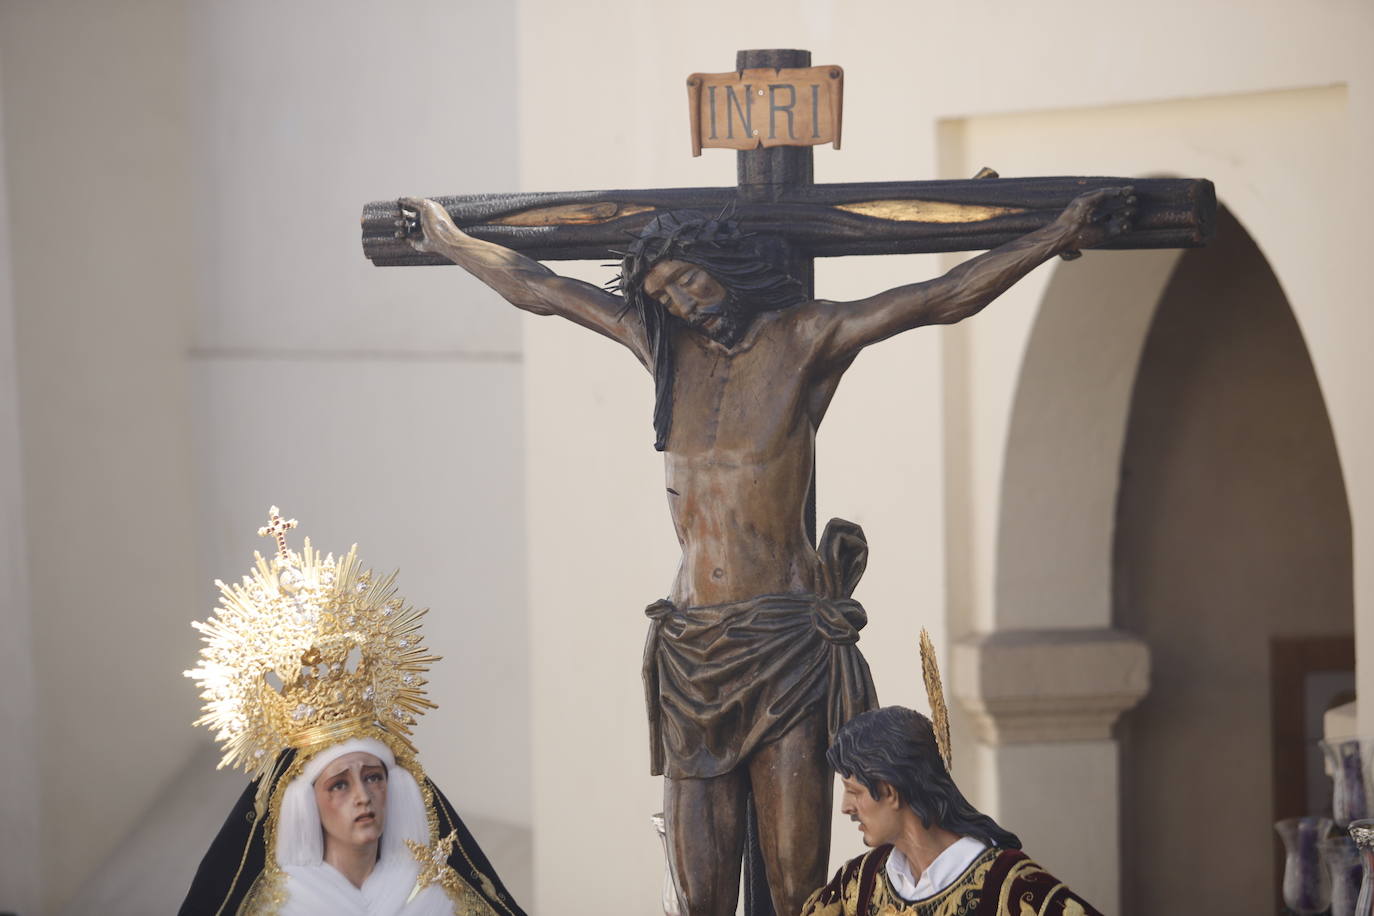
642;518;879;779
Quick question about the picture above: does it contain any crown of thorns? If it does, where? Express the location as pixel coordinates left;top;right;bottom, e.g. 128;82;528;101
606;206;752;296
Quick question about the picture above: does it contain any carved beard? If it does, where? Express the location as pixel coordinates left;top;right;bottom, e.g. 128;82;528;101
683;291;752;348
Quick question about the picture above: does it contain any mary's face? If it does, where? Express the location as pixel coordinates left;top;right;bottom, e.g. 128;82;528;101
312;751;387;851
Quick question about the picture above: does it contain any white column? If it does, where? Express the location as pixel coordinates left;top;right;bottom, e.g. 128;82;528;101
955;629;1150;913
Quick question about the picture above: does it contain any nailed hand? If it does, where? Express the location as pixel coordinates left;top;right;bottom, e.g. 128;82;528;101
1056;187;1136;259
397;197;457;254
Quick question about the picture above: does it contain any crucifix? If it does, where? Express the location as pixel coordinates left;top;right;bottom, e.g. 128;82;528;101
361;49;1214;916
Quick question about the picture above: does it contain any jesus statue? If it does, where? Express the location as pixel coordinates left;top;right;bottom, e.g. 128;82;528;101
400;186;1133;916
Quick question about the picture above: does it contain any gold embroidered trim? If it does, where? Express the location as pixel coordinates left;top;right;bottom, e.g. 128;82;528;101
213;751;292;916
873;846;998;915
1036;883;1067;916
430;785;517;916
289;715;386;757
996;859;1046;916
214;814;259;916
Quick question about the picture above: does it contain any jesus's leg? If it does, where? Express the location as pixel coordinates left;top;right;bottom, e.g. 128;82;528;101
665;768;749;916
747;709;832;916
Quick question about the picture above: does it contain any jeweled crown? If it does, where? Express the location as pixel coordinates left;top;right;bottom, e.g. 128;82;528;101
186;507;438;777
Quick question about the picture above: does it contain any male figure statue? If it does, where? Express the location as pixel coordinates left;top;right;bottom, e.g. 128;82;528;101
401;188;1132;916
803;706;1101;915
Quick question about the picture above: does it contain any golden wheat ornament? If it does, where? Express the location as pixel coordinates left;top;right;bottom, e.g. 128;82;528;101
185;506;439;779
919;627;952;771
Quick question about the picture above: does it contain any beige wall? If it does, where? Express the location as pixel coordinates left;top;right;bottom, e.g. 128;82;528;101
0;41;42;916
0;3;203;910
945;85;1355;636
0;2;530;912
183;0;531;838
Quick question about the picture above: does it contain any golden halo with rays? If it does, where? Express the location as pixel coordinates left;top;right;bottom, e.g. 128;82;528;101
185;507;439;778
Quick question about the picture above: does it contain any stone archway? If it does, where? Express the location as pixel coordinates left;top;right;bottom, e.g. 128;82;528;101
963;204;1353;912
1113;208;1353;913
955;222;1185;913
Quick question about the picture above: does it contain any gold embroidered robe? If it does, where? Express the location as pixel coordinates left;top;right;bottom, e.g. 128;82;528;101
799;845;1102;916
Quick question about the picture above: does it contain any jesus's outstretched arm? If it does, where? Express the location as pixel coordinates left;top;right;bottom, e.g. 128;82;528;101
402;197;650;366
812;187;1135;365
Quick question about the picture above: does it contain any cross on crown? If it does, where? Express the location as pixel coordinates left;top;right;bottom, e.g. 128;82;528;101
257;505;298;559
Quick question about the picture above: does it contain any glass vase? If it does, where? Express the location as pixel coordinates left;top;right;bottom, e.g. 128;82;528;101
1276;816;1332;914
1324;834;1363;916
1323;738;1373;828
1350;820;1374;916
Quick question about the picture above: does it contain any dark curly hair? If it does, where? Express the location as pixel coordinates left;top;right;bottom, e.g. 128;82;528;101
612;210;806;451
828;706;1021;849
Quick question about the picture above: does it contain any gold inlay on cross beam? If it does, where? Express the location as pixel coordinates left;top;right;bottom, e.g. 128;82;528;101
836;200;1025;224
491;202;656;227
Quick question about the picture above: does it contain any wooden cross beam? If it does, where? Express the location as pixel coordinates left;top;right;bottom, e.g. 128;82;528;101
362;173;1213;268
361;46;1212;283
361;48;1211;277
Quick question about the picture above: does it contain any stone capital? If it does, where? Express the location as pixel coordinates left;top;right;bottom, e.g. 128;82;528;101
952;628;1150;744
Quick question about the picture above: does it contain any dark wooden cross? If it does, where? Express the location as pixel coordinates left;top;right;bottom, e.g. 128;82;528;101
359;48;1214;916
